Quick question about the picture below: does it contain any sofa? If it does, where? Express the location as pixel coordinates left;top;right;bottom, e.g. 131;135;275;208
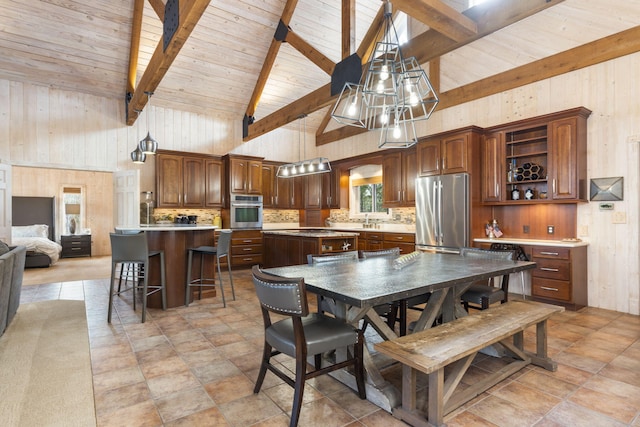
0;245;27;336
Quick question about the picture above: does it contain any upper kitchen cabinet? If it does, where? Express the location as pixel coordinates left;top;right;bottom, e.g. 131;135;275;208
261;162;278;208
322;166;341;209
417;127;481;176
156;150;225;208
481;107;591;204
204;158;225;208
224;154;263;195
382;147;417;208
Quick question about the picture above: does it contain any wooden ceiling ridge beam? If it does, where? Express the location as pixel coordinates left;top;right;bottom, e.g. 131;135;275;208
392;0;477;42
244;0;299;120
126;0;211;125
316;24;640;146
126;0;144;96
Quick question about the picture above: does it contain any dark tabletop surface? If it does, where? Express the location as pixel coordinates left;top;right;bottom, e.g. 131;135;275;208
264;251;536;308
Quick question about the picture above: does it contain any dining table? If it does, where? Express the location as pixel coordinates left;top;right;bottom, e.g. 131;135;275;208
264;250;537;411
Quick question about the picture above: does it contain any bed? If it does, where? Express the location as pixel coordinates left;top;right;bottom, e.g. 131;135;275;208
11;196;63;268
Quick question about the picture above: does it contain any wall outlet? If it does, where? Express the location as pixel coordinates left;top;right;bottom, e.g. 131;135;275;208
547;225;555;234
523;225;530;233
578;225;588;236
613;211;627;224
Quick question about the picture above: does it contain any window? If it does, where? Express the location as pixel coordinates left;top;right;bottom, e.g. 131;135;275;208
350;165;390;219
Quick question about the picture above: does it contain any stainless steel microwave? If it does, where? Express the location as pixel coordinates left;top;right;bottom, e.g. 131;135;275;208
230;194;263;229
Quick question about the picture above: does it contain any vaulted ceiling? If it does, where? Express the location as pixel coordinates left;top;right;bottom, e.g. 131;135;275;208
2;0;640;146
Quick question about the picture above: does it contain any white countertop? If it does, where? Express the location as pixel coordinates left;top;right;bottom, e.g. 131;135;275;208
116;225;219;232
474;237;588;248
262;222;416;233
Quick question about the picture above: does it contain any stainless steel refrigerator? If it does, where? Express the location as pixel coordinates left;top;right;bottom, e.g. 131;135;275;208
415;173;469;252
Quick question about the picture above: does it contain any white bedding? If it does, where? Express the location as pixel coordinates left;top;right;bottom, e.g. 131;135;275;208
12;237;63;264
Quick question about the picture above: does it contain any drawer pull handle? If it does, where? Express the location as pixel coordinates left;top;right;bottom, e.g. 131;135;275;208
243;257;253;261
243;248;252;251
540;286;559;292
243;239;253;243
540;251;559;256
540;267;559;272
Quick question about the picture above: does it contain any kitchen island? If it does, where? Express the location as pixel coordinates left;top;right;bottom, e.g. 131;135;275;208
262;229;359;268
115;225;218;308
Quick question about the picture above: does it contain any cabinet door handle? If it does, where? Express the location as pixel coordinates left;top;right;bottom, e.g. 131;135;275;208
552;179;556;194
540;251;559;256
442;157;446;170
540;286;559;292
540;267;560;272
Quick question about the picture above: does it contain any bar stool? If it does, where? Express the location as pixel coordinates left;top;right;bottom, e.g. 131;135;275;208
108;232;166;323
185;229;235;307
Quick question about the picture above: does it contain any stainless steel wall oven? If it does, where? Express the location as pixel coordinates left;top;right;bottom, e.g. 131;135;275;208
229;194;263;229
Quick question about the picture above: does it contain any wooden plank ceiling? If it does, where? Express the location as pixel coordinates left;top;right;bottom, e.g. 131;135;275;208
1;0;640;146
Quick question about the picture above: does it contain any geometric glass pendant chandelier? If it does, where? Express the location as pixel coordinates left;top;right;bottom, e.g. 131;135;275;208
330;0;439;148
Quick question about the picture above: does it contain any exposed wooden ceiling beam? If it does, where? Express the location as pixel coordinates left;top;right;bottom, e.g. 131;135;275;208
285;30;336;75
246;0;562;142
392;0;477;42
245;0;299;119
342;0;355;59
126;0;211;125
439;24;640;110
316;24;640;145
126;0;144;95
148;0;165;21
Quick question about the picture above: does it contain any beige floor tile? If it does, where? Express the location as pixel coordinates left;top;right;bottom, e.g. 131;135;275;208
21;259;640;426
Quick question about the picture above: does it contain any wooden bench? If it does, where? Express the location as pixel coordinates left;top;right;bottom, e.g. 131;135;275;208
374;300;564;427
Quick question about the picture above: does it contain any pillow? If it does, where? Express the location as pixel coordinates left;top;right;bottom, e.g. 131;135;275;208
12;224;49;239
0;240;10;255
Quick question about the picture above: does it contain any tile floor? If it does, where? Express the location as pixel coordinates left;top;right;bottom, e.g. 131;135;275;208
20;266;640;427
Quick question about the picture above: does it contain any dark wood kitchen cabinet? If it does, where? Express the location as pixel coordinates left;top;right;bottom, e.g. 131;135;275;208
481;107;591;204
156;150;225;208
382;148;416;208
417;127;480;177
261;162;278;208
529;245;587;310
230;229;262;268
204;158;225;208
224;154;263;195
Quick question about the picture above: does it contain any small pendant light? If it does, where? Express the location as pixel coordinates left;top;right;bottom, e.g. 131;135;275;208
139;91;158;155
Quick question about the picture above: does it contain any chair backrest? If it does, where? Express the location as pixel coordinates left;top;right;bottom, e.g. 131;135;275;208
307;251;359;265
459;247;515;287
216;229;233;257
109;232;149;263
489;243;529;261
358;247;400;259
251;265;309;317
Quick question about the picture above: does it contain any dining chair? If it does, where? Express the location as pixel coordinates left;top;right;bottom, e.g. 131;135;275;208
185;229;235;307
251;265;366;427
306;250;359;265
358;247;400;259
459;247;516;311
489;242;529;299
108;232;166;323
